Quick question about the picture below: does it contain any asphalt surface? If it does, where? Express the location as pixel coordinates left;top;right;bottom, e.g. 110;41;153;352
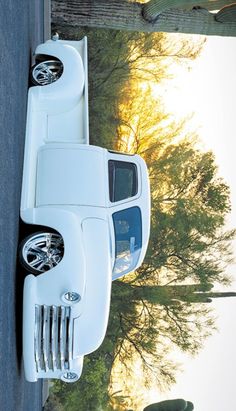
0;1;47;410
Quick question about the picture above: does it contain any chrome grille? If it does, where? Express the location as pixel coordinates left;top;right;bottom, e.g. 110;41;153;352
34;305;72;372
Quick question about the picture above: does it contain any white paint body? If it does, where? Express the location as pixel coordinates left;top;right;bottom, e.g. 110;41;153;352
21;37;150;383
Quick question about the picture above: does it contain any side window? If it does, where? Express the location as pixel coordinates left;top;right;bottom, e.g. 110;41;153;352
108;160;138;202
112;207;142;278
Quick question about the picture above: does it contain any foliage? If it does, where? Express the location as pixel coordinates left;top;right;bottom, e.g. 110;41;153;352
141;141;234;286
47;356;113;411
52;23;204;149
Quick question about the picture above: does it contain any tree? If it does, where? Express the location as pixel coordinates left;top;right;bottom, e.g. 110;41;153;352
52;0;236;37
139;143;235;287
117;91;235;285
117;79;235;285
107;81;236;392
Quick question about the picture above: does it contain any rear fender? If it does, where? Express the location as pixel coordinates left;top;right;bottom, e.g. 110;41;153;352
33;42;85;113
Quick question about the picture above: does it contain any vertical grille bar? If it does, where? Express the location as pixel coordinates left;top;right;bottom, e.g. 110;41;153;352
34;305;41;372
67;306;73;369
42;305;50;371
51;305;58;370
59;306;66;369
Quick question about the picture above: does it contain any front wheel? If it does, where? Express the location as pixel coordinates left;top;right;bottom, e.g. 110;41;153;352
30;60;63;86
19;231;64;274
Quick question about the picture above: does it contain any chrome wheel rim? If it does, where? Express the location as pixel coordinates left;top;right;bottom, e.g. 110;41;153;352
22;233;64;273
32;60;63;85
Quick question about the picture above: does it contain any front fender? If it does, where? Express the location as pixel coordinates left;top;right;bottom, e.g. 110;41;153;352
22;206;86;307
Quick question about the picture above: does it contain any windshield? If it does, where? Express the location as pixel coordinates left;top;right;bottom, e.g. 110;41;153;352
112;207;142;279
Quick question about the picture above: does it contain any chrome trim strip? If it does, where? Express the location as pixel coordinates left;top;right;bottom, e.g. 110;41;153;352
42;305;50;371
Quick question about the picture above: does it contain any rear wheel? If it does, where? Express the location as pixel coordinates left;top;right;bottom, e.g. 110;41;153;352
30;60;63;86
19;231;64;274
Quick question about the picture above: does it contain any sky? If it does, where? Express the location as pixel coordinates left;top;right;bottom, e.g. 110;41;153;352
151;35;236;411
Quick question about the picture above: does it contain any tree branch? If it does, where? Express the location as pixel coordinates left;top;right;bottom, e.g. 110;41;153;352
143;0;234;21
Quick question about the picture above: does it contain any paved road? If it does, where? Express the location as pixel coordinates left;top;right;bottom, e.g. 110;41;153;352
0;2;47;410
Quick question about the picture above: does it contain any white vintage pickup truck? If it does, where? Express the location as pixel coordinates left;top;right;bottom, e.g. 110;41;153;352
20;35;150;383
